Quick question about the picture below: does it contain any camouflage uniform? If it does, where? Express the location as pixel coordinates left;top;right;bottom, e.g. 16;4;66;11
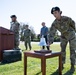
10;21;20;49
49;16;76;65
24;29;31;50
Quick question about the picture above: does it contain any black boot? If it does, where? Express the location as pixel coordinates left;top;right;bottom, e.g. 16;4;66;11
70;64;75;72
47;46;50;50
62;64;64;70
42;46;45;50
57;63;64;71
29;47;32;50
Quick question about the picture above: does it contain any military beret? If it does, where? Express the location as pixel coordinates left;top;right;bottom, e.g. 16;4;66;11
10;15;17;18
51;7;60;14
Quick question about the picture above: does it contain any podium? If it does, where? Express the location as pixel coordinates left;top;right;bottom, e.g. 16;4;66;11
0;27;22;63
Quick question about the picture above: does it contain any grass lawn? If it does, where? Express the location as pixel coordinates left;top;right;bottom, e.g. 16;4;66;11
0;43;76;75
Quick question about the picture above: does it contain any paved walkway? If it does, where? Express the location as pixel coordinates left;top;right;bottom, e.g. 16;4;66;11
20;41;60;45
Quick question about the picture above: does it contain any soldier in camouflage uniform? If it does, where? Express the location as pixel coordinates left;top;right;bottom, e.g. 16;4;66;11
49;7;76;71
10;15;20;50
24;25;32;50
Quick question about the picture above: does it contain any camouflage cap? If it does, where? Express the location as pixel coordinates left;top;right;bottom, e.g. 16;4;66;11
10;15;17;18
51;7;60;14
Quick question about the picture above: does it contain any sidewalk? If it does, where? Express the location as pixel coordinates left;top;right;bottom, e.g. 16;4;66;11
20;41;60;44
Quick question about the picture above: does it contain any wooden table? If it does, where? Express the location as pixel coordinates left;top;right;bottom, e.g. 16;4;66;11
24;51;62;75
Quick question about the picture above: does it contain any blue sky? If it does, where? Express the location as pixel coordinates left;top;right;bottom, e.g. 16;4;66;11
0;0;76;34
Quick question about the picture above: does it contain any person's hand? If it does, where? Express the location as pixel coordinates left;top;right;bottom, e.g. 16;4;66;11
50;41;53;45
47;41;53;46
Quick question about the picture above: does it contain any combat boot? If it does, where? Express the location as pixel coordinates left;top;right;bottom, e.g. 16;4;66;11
57;63;64;71
47;46;50;50
62;63;64;70
70;64;75;72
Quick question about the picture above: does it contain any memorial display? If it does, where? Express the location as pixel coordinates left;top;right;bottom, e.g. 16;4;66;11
0;27;22;63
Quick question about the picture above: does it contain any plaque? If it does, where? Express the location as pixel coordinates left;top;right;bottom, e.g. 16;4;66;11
34;49;52;53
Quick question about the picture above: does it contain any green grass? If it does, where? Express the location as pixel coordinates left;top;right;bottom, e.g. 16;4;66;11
0;43;76;75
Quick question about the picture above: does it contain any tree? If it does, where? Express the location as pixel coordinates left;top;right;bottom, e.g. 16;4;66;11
19;22;26;41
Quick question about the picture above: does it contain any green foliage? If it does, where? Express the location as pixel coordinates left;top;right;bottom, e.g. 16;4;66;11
20;35;24;41
31;32;36;41
36;34;60;42
54;36;60;42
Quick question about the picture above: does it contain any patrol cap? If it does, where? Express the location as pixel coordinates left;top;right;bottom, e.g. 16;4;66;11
51;7;60;14
25;25;29;27
10;15;17;18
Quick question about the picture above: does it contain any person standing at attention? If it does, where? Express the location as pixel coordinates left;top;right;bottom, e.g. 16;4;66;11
10;15;20;50
24;25;32;50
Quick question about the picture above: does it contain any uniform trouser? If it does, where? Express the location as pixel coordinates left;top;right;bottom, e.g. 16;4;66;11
60;37;76;65
24;39;31;50
14;34;19;48
42;36;49;50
